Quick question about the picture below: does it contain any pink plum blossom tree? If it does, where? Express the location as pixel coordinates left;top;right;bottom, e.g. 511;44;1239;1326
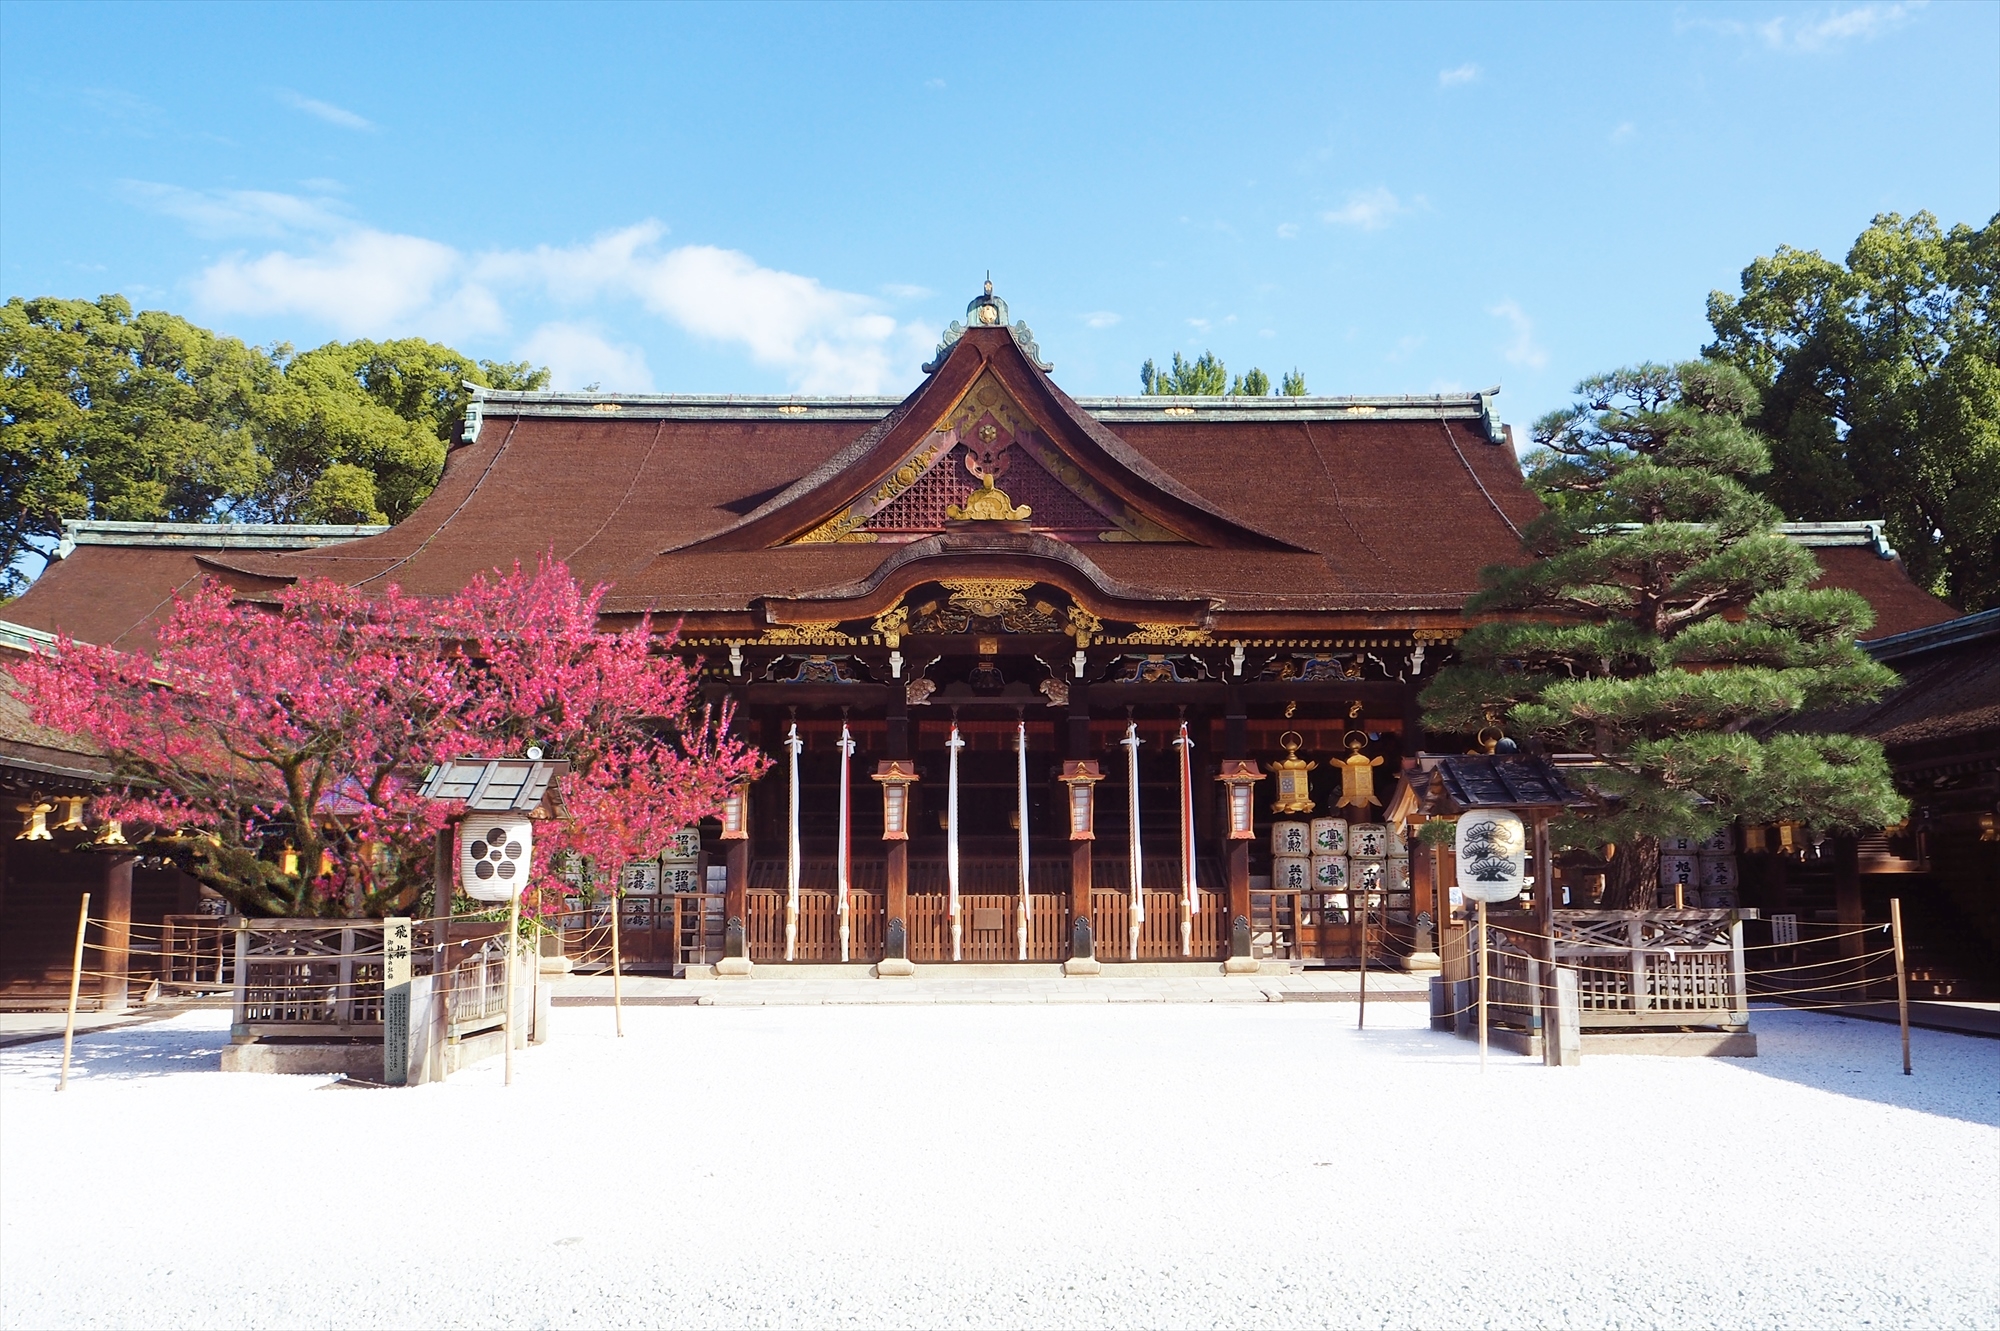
12;560;761;917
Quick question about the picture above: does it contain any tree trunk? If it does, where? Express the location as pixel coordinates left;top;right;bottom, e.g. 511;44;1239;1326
1600;835;1660;910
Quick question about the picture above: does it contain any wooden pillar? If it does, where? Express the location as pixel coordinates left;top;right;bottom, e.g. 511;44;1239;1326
885;841;908;931
1832;834;1865;991
97;855;134;1012
1411;822;1435;921
725;839;750;926
887;686;909;761
1224;684;1250;927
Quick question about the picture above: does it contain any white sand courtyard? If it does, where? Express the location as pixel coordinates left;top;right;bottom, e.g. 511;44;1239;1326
3;1002;1995;1329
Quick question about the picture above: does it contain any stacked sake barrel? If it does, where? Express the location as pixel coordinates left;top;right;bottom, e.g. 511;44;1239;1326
1270;818;1412;923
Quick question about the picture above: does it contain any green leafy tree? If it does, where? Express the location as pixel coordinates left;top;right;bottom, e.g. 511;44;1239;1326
1230;368;1271;396
2;295;271;594
1281;368;1308;396
1706;211;1999;610
1422;361;1906;909
251;338;548;524
1;297;550;588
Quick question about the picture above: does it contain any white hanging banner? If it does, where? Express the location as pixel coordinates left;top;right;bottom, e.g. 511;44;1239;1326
1123;721;1144;961
947;724;965;961
836;722;855;963
1017;720;1031;962
784;723;804;960
1174;721;1196;957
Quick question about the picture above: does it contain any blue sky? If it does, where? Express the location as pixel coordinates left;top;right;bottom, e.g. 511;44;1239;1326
3;1;1995;434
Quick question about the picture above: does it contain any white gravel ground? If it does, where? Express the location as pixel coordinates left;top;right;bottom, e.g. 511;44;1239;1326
3;1003;1995;1330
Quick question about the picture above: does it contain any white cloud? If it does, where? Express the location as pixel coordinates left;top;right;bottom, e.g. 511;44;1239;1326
1187;317;1211;332
1083;311;1120;329
122;182;348;238
194;229;478;337
924;78;947;90
1610;121;1637;144
277;90;375;131
1276;222;1300;239
881;283;932;299
1488;300;1548;370
1438;63;1480;87
176;197;931;393
1322;186;1408;230
517;323;655;392
1681;3;1921;50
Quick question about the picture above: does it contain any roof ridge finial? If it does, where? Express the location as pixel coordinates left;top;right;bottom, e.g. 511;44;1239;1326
984;271;993;298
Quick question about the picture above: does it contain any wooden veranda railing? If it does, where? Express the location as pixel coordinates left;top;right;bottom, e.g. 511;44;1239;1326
549;893;727;972
1479;909;1749;1031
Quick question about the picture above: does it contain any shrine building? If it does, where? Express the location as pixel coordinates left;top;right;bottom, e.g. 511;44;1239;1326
3;282;1961;977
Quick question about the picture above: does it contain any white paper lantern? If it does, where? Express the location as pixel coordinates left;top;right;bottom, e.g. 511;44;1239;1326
460;814;532;902
1272;822;1310;857
1310;818;1348;855
1454;810;1525;904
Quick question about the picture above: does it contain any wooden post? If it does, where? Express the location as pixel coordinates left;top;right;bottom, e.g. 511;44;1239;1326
1833;834;1864;996
1891;897;1911;1075
230;917;250;1043
886;841;909;938
1357;887;1369;1029
1532;813;1556;1058
58;892;89;1093
725;839;749;932
432;826;455;1081
1477;898;1489;1074
1070;842;1092;952
1227;840;1250;934
97;858;133;1013
503;892;519;1087
610;882;625;1039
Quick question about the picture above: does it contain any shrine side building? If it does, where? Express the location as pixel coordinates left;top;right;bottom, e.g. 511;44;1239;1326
4;285;1962;976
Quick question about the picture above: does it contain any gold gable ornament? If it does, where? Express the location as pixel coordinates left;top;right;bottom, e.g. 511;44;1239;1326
1267;731;1317;814
945;474;1030;524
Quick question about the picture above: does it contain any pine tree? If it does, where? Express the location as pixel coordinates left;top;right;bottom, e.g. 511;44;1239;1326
1421;361;1907;908
1280;368;1308;396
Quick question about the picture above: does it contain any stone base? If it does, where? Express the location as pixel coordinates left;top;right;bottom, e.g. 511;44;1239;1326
875;958;916;978
713;956;753;977
1400;951;1443;973
1063;957;1103;976
1465;1025;1758;1058
1222;955;1261;975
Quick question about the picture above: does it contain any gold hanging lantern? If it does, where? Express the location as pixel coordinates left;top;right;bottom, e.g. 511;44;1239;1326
1333;730;1383;815
1266;731;1317;814
15;800;53;841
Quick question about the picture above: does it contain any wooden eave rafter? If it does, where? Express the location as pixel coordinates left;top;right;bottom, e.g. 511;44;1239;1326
665;328;1305;556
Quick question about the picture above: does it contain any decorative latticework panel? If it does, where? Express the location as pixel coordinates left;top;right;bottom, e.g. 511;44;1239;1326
865;445;1109;535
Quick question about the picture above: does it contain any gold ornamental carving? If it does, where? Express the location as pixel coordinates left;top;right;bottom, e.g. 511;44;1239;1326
758;621;855;646
1116;623;1214;646
1066;605;1102;647
870;604;909;647
790;430;957;544
946;474;1031;523
940;578;1034;619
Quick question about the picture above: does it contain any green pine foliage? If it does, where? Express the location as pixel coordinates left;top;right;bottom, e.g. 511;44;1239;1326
1280;368;1308;396
1421;360;1907;907
1141;351;1296;397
